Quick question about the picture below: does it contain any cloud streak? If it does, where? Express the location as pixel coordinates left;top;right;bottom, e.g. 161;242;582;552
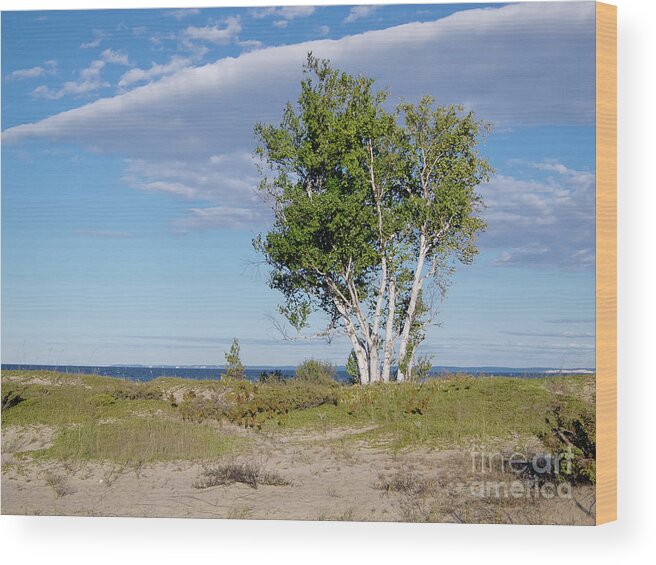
4;3;595;153
6;60;57;81
3;3;595;267
183;17;242;45
118;55;192;87
482;161;595;270
32;59;108;99
344;6;379;24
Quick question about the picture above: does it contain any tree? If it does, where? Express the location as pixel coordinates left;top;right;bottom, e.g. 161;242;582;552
223;337;245;380
346;350;360;384
254;54;492;384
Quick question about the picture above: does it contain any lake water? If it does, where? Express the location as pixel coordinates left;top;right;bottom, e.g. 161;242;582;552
1;364;594;382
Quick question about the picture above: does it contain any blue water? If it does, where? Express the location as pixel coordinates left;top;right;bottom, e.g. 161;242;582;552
0;364;594;382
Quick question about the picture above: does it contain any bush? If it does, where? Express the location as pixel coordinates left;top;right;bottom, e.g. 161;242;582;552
111;381;162;401
259;369;288;384
225;380;339;429
295;359;336;385
91;393;116;407
177;389;230;423
193;462;291;489
539;401;596;484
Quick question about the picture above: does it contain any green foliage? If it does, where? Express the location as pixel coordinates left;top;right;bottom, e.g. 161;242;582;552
177;389;230;423
110;381;163;401
346;350;359;384
1;373;175;426
253;54;492;382
254;54;391;328
3;371;596;467
223;337;245;380
90;393;116;407
259;369;287;383
281;376;596;451
225;380;339;429
539;401;596;484
295;358;336;385
413;354;434;382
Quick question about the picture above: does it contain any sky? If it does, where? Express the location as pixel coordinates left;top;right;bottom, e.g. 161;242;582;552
1;2;596;368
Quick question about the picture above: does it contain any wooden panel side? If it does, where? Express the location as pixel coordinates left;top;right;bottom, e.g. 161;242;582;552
595;1;617;526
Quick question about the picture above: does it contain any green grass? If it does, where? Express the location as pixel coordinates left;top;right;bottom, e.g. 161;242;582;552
35;418;238;463
267;375;595;449
1;377;176;426
2;370;595;457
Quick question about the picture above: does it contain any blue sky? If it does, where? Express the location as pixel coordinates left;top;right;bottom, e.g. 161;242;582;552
1;3;596;368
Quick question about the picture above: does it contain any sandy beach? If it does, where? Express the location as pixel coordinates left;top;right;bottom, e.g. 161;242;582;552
2;376;595;524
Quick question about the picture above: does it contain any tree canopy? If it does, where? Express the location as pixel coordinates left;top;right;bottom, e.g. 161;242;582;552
254;54;492;384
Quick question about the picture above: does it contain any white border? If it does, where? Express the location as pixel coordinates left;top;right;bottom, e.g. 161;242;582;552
1;0;655;562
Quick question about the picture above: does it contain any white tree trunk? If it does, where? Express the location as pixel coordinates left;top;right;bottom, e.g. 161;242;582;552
333;299;370;384
396;235;427;382
369;343;381;383
381;278;396;382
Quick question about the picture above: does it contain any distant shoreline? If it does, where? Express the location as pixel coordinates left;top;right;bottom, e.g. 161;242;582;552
0;363;595;382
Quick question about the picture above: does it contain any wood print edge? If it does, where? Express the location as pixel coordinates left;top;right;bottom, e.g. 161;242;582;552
595;1;617;526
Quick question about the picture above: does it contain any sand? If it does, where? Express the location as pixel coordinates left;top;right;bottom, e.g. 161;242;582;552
1;424;595;524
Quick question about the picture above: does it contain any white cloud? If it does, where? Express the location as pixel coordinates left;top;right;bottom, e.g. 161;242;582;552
175;206;270;231
319;25;330;36
80;30;108;49
121;152;269;230
101;49;130;66
32;59;107;99
183;17;242;45
7;3;595;155
250;7;316;30
6;60;57;81
118;56;192;88
251;6;316;21
4;3;596;252
122;152;260;202
344;6;379;24
237;39;263;51
165;8;201;20
483;161;596;270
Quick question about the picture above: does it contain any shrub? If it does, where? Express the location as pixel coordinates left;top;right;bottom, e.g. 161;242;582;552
193;462;291;489
539;401;596;484
374;470;435;497
259;369;288;384
111;381;162;401
91;393;116;407
1;388;25;411
178;389;230;423
225;380;339;429
295;359;336;385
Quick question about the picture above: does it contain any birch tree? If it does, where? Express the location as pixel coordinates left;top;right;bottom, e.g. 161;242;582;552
254;55;492;384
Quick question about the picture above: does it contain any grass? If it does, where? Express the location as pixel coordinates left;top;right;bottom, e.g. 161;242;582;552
36;419;238;464
1;372;176;426
2;370;595;460
268;375;593;449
